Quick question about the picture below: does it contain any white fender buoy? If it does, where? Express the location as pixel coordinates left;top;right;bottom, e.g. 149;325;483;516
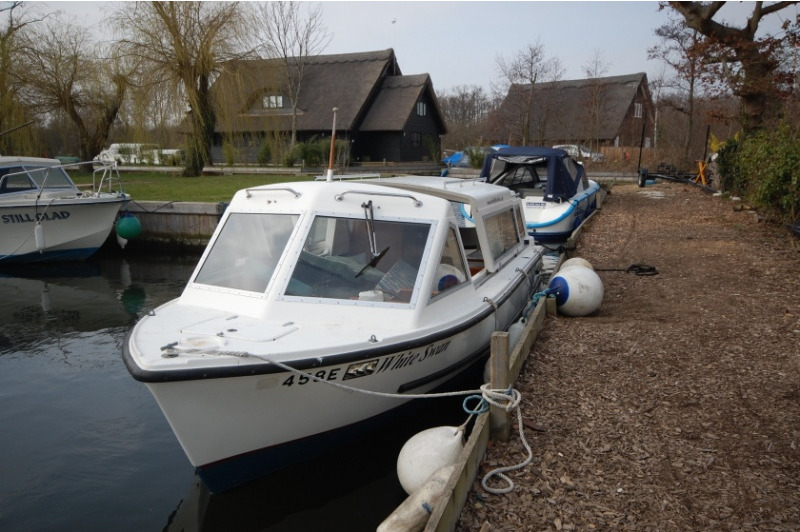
34;223;46;252
377;464;455;532
117;234;128;249
560;257;594;271
507;318;526;351
548;265;604;317
397;426;463;495
120;260;132;288
41;284;52;313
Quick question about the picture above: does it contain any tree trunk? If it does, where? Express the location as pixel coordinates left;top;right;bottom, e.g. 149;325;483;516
183;77;215;177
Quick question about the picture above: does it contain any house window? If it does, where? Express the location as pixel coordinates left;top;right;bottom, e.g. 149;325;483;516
263;95;283;109
416;101;427;116
410;132;421;147
634;102;642;118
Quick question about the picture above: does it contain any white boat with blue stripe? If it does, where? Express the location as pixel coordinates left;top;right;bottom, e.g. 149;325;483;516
478;147;601;243
0;156;130;263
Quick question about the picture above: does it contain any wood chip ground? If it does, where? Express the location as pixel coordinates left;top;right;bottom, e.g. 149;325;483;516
456;182;800;531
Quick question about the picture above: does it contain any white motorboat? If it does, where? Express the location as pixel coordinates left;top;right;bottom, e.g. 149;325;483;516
0;156;130;262
124;175;544;492
478;147;602;243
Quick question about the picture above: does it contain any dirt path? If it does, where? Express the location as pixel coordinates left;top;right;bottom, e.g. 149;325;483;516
457;182;800;531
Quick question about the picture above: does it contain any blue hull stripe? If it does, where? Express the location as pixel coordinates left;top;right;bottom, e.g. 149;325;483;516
0;247;99;263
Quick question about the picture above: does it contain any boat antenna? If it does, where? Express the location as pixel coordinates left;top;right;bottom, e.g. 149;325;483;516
325;107;338;181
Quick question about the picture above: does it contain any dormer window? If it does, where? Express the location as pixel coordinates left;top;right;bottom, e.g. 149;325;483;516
634;102;642;118
416;101;427;116
263;95;284;109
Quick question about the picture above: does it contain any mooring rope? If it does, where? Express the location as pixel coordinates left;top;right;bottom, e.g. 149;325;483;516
478;386;534;495
225;349;486;400
190;320;537;496
595;263;659;276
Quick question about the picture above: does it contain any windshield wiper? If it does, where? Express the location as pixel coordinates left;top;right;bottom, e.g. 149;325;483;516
355;200;390;278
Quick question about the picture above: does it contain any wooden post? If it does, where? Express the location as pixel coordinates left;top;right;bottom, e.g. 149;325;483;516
489;331;511;442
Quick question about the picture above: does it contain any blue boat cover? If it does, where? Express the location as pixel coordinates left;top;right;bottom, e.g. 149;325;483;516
480;147;585;202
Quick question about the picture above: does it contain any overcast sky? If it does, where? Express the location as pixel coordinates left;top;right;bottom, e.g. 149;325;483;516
43;1;797;94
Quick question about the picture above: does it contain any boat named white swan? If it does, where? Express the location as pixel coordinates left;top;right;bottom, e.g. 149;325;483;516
123;175;544;492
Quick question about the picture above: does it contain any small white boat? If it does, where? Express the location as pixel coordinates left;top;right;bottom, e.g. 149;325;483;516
479;147;601;243
0;156;130;262
124;175;544;492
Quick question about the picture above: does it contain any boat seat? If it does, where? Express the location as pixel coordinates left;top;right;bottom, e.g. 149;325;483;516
375;259;417;302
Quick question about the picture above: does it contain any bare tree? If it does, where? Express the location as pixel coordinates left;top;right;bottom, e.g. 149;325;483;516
256;1;330;150
15;16;129;164
668;1;799;131
439;84;493;150
648;16;708;163
494;41;563;145
113;2;251;176
582;50;609;151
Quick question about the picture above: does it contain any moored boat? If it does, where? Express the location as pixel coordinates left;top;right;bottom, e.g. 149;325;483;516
0;156;130;262
478;146;602;243
123;175;544;492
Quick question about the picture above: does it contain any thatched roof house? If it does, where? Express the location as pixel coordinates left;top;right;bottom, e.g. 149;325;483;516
208;49;446;165
488;72;654;149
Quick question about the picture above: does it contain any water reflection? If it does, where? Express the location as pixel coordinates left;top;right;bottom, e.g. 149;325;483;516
0;253;198;532
0;252;479;531
163;390;475;532
0;257;194;357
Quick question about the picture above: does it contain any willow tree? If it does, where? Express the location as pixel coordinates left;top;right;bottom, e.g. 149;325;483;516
256;1;330;151
0;1;40;154
113;2;250;176
15;16;129;163
668;1;799;132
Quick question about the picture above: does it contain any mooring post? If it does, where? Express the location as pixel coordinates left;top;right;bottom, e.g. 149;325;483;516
489;331;511;442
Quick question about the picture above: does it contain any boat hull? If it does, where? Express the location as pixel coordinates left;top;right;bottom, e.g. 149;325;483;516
0;197;127;262
523;181;600;242
127;264;538;492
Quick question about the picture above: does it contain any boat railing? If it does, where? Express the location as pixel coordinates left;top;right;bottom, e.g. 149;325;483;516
441;177;485;189
334;189;423;207
245;186;302;199
91;162;126;196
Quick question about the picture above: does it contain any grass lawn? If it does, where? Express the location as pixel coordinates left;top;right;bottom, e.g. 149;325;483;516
69;170;313;202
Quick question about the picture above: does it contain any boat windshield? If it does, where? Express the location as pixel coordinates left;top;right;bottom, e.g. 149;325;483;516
285;215;431;304
0;165;76;194
488;156;547;190
194;213;299;293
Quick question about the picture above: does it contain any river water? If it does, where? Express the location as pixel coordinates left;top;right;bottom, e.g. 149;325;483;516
0;253;474;531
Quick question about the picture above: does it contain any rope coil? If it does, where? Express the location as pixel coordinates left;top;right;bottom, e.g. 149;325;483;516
477;384;534;495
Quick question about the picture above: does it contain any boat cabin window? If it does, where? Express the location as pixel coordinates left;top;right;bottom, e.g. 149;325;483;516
431;226;468;299
285;215;431;304
483;207;523;264
194;213;299;292
0;165;74;194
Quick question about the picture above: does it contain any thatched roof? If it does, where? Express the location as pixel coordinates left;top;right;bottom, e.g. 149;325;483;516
212;49;426;135
360;74;442;131
495;72;650;143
